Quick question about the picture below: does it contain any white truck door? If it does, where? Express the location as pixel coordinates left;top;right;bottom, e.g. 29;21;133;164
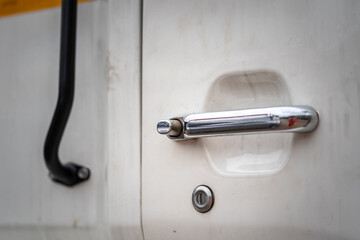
142;1;360;239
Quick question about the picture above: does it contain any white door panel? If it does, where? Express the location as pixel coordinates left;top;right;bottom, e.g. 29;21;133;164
0;0;143;239
142;0;360;239
0;2;107;232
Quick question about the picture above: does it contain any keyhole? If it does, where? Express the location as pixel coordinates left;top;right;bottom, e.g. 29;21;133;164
192;185;214;213
196;191;207;205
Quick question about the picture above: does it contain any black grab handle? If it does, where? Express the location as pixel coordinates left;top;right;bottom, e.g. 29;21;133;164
44;0;90;186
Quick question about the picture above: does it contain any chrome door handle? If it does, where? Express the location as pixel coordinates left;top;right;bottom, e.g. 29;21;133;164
157;106;319;140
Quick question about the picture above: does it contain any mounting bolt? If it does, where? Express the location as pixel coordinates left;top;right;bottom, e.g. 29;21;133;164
77;167;90;180
157;119;182;137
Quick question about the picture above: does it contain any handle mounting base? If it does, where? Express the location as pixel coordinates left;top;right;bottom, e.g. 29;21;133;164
48;162;91;187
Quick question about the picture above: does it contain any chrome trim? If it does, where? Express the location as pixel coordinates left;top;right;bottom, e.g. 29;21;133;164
157;119;182;137
192;185;214;213
157;106;319;140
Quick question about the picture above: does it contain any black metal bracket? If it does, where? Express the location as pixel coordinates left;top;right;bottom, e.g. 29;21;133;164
44;0;90;187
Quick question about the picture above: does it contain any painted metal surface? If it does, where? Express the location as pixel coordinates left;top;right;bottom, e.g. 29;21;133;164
0;0;142;239
142;0;360;239
1;0;360;239
107;0;143;239
0;1;108;238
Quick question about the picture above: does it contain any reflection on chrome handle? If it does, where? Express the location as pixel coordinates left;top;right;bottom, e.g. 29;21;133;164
157;106;319;140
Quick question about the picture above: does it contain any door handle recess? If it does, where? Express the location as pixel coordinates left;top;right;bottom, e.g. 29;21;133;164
157;106;319;140
43;0;90;186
